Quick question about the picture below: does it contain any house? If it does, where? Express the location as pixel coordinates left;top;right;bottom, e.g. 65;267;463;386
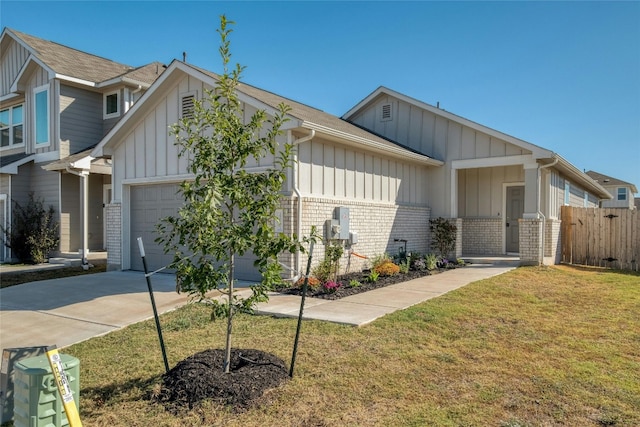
0;28;164;263
585;171;638;209
343;87;611;264
91;60;610;280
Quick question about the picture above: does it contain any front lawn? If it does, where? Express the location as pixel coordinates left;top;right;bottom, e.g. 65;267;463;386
60;266;640;426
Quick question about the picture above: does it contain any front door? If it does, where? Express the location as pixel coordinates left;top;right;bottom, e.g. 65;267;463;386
506;186;524;253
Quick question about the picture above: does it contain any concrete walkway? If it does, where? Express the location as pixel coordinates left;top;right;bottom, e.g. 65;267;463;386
0;265;514;350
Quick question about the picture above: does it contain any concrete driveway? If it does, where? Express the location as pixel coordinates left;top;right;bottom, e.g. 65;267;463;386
0;271;191;350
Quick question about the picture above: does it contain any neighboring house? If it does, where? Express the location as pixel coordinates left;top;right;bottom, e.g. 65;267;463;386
92;61;610;280
585;170;638;209
0;28;164;262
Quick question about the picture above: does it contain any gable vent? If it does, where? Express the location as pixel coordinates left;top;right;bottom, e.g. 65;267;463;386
381;103;392;121
180;92;196;119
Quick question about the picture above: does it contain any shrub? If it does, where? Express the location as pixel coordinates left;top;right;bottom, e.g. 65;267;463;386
374;261;400;276
2;193;59;264
370;253;391;269
429;217;457;258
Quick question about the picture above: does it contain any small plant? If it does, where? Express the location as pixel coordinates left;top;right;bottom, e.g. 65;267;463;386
366;270;379;283
312;259;334;284
399;261;409;274
374;261;400;276
425;253;438;271
295;276;321;290
412;258;427;271
457;258;466;266
349;279;362;288
322;280;342;293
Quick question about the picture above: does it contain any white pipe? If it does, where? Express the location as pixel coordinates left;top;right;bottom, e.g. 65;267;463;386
536;157;559;265
289;129;315;282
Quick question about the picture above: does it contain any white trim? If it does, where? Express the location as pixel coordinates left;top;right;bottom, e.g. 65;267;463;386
0;103;25;150
503;182;525;254
122;173;194;186
452;154;536;170
0;154;34;174
103;90;121;119
0;93;21;102
53;73;96;88
10;55;55;93
33;83;50;147
54;80;60;153
103;184;112;250
34;150;59;163
0;193;7;262
122;183;131;270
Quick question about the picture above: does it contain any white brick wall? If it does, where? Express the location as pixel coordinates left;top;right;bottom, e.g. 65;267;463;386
106;203;121;271
300;197;431;273
461;218;502;255
519;218;543;265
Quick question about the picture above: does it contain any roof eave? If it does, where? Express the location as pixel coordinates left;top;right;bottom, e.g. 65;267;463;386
301;121;443;167
551;154;612;200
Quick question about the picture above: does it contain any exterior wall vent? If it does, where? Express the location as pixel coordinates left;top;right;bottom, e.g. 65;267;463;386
380;103;392;121
180;91;197;119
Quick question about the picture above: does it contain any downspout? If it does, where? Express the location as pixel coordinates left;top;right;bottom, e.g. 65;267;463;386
537;157;559;265
289;129;315;281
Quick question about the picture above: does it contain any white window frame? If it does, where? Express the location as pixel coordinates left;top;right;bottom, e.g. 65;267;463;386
103;90;120;119
34;84;50;146
564;181;570;205
617;187;627;201
0;103;24;150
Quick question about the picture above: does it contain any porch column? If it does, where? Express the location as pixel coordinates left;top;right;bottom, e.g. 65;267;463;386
79;171;89;266
521;164;543;265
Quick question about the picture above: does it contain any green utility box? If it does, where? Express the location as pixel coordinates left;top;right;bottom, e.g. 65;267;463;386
12;354;80;427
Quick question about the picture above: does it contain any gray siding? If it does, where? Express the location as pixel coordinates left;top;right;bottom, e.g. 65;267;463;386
60;173;79;252
458;166;524;218
60;84;103;156
0;38;29;97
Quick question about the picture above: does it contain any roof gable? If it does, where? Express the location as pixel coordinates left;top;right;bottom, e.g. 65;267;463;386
586;170;638;193
93;61;442;166
1;27;163;89
343;86;554;160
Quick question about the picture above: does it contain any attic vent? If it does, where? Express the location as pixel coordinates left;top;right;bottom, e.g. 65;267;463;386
180;92;196;119
381;103;392;121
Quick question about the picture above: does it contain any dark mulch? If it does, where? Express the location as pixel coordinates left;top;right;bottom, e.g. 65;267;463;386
153;348;289;413
279;267;457;300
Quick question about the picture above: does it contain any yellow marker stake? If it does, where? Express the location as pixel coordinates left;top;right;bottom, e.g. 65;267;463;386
45;346;83;427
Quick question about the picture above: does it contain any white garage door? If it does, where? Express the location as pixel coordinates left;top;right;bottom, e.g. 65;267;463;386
129;183;260;281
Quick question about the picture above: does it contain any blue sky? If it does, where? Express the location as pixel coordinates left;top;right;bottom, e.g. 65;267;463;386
2;1;639;194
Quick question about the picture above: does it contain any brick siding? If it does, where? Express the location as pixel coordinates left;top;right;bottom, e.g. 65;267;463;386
461;218;502;255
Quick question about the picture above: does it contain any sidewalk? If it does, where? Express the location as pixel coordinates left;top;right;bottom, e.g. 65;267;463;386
0;265;515;350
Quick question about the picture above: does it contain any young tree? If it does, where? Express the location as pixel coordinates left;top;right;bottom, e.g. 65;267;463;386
157;16;301;373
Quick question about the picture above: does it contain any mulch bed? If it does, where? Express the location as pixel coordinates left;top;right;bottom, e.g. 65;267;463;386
153;348;289;413
278;267;456;300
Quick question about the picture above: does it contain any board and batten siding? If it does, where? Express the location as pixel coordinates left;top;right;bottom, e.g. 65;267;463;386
0;38;29;97
112;74;282;201
59;84;103;157
349;96;526;163
297;137;429;205
457;166;524;218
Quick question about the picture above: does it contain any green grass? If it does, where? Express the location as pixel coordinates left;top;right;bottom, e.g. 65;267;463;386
38;266;640;426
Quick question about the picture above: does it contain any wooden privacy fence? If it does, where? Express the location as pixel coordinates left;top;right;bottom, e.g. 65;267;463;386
561;206;639;271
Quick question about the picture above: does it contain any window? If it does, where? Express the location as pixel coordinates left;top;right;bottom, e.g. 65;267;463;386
564;181;570;205
584;191;589;207
0;104;23;148
34;85;49;145
617;187;627;201
104;90;120;119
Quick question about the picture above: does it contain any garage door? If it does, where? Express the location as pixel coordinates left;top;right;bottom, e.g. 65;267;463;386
129;183;260;281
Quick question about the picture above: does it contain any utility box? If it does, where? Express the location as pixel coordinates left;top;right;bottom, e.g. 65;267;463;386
13;354;80;427
1;346;48;425
335;207;350;240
